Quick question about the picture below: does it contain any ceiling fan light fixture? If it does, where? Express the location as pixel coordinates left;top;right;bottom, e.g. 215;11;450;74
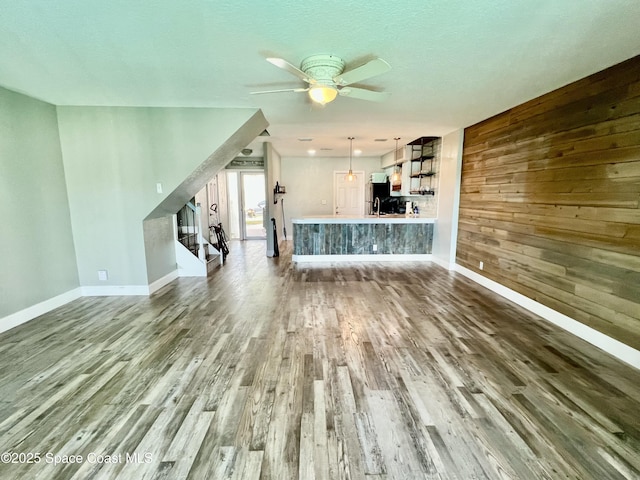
256;55;390;105
308;85;338;105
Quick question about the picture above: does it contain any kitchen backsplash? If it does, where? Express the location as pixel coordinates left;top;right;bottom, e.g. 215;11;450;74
405;194;438;217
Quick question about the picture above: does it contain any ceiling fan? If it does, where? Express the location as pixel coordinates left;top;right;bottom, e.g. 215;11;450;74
250;54;391;105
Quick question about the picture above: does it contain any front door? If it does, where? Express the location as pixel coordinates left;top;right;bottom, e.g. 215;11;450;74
241;172;267;239
334;171;365;216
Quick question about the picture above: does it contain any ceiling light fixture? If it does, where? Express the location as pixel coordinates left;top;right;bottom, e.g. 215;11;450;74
308;85;338;105
391;137;401;184
345;137;356;182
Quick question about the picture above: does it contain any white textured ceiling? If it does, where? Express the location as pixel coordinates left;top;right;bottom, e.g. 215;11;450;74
1;0;639;157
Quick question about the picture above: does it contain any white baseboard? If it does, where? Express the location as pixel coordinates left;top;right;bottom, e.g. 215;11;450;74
292;254;433;263
81;270;180;296
177;268;207;277
454;264;640;370
0;288;82;334
431;255;456;271
1;271;182;335
80;285;151;296
149;270;179;294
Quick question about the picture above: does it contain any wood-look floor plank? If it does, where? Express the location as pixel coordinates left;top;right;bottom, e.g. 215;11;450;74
354;412;385;475
0;241;638;479
367;389;435;479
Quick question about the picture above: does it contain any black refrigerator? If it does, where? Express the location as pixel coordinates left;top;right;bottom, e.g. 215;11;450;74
369;181;390;214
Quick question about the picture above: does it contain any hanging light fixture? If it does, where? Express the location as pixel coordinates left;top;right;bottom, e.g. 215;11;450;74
391;137;401;184
345;137;356;182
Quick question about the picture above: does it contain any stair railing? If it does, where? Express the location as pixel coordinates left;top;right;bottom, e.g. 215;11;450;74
177;202;198;257
195;203;206;262
177;201;213;262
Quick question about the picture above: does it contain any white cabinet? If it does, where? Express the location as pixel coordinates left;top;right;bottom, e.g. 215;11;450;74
385;163;404;196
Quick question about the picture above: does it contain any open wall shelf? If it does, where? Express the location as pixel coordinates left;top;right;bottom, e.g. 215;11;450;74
407;137;439;196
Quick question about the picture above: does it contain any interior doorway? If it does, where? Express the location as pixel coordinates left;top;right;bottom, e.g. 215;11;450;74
334;170;365;216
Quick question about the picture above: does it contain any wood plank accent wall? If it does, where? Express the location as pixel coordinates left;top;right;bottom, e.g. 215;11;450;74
457;55;640;350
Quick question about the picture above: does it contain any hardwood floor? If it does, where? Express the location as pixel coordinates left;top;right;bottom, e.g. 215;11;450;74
1;241;639;479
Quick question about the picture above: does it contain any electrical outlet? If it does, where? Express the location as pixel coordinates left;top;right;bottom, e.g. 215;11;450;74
372;244;378;252
98;270;108;281
479;261;484;270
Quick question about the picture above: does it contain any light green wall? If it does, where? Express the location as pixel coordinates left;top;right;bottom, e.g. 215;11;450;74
280;155;383;236
0;87;79;317
143;216;176;284
56;106;266;286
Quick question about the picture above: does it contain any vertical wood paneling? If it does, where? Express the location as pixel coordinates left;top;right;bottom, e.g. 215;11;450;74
457;54;640;349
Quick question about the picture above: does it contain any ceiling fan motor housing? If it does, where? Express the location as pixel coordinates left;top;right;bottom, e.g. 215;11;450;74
300;54;346;86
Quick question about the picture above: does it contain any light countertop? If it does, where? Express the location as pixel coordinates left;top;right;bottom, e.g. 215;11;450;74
292;215;435;224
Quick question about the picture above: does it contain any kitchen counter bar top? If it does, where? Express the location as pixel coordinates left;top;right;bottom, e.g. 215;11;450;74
292;215;435;224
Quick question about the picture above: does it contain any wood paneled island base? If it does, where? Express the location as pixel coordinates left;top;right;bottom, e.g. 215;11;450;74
293;215;435;261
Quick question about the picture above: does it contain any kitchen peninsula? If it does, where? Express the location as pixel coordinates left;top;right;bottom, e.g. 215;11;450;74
292;215;435;262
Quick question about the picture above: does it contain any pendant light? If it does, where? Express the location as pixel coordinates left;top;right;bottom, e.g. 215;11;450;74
391;137;401;184
345;136;356;182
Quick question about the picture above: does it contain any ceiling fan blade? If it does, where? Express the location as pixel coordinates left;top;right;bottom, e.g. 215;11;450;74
250;88;309;95
334;58;391;86
266;58;315;84
338;87;390;102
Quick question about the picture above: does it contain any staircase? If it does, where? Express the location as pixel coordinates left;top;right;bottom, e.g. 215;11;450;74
176;201;222;276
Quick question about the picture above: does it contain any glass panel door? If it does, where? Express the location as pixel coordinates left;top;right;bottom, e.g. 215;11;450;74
226;171;241;239
241;172;266;239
